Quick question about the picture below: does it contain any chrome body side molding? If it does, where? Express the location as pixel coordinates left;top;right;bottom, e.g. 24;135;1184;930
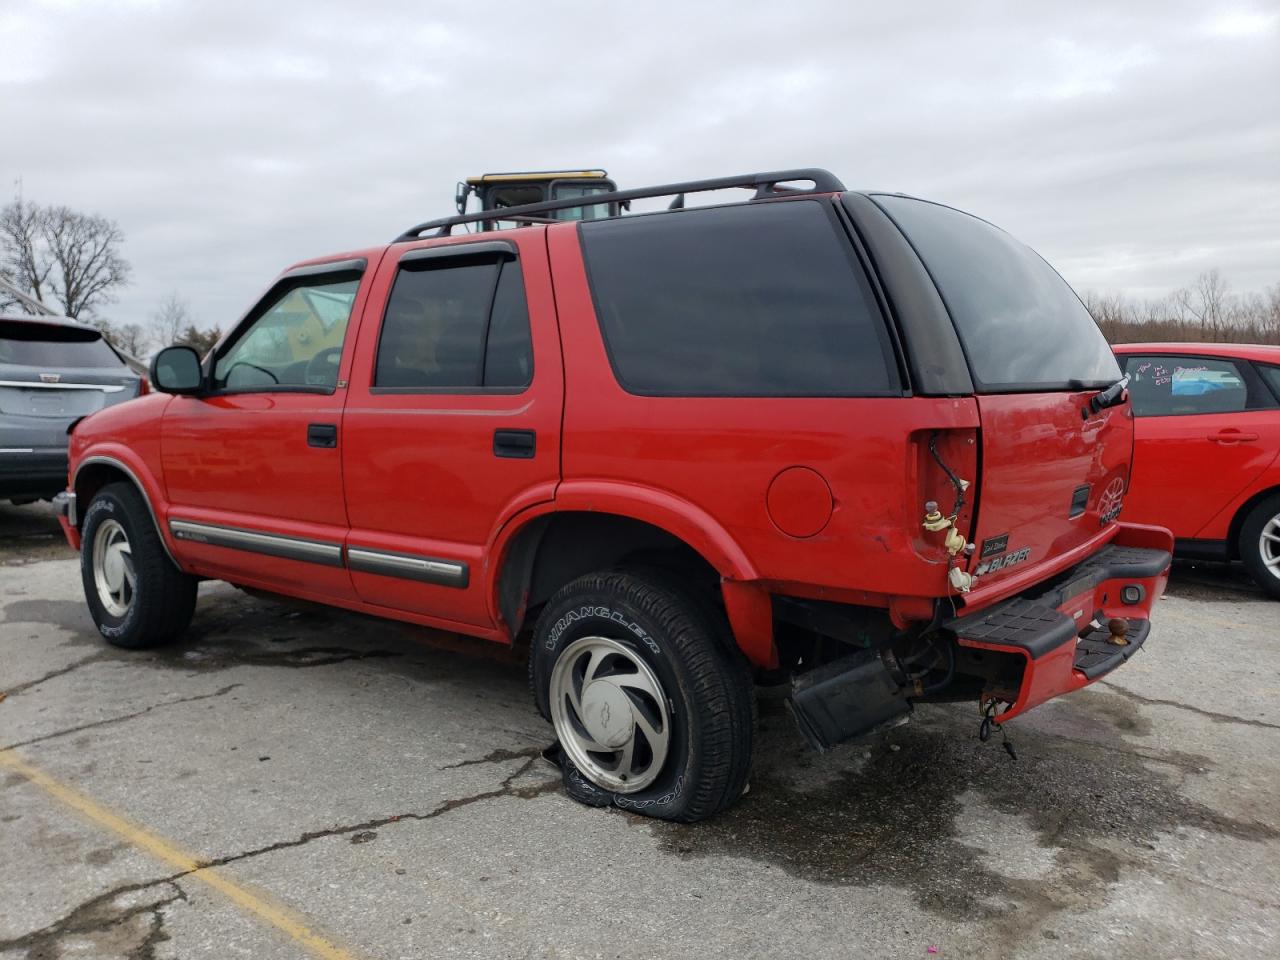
347;546;469;588
169;519;344;568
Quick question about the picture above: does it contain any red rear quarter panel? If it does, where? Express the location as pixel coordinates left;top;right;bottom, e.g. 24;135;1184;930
547;223;981;603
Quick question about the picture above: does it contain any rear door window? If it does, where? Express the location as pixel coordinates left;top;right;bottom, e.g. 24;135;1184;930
0;321;124;368
374;255;533;391
873;195;1119;392
1122;355;1272;416
579;200;899;397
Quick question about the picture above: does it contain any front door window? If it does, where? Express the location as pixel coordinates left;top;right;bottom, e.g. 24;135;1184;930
213;276;360;391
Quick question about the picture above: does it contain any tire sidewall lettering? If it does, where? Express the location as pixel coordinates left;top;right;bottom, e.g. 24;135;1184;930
538;590;690;813
83;494;135;639
545;603;660;656
613;775;684;810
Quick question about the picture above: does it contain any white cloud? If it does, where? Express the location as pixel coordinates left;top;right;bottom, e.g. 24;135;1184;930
0;0;1275;329
1204;8;1280;37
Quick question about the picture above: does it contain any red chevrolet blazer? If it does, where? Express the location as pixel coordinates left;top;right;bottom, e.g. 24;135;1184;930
54;169;1173;821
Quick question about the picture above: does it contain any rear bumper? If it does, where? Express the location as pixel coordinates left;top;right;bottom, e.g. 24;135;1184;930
944;522;1172;721
53;490;77;525
0;449;68;499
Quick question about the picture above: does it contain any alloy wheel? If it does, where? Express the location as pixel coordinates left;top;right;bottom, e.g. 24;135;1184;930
549;635;671;793
1260;513;1280;580
92;518;135;618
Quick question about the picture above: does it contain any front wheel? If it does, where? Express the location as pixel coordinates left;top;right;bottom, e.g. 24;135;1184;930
530;569;754;822
80;482;198;648
1239;493;1280;600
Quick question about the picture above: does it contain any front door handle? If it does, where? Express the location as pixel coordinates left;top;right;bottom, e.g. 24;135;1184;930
1209;429;1258;444
493;429;536;459
307;423;338;448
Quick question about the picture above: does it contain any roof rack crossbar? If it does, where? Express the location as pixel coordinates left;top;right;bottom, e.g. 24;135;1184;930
395;168;845;241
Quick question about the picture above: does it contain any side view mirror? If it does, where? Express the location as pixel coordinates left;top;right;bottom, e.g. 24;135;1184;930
150;345;204;395
455;181;469;215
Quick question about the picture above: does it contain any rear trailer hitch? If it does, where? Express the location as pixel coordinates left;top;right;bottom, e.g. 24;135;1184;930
979;698;1018;760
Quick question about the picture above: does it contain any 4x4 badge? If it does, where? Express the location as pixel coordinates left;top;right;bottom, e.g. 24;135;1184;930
1098;476;1125;526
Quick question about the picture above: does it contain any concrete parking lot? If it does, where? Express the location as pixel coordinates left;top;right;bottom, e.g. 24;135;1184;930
2;501;1278;960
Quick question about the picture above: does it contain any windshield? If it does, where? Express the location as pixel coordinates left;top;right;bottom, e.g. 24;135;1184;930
874;195;1120;392
0;320;125;369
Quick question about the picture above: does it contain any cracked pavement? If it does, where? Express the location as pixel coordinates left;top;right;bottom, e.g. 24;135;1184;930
1;501;1278;959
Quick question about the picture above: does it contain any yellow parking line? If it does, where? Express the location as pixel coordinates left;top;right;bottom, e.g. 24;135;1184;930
0;749;361;960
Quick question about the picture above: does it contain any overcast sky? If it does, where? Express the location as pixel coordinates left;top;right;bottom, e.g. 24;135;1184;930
2;0;1277;331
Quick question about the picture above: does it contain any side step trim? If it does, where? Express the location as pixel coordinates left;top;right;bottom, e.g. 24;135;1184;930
1074;618;1151;680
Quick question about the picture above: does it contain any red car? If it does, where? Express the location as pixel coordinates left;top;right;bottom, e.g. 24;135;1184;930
1114;343;1280;597
55;169;1172;821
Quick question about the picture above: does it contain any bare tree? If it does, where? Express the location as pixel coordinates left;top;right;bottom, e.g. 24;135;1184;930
0;197;56;311
1195;269;1229;340
152;292;191;347
101;321;151;358
0;197;130;319
1086;273;1279;346
41;205;131;318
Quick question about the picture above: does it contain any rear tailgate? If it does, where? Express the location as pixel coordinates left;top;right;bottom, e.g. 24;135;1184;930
868;194;1134;606
1;319;140;446
967;392;1132;598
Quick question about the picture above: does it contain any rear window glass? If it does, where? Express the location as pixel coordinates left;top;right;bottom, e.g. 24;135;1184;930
0;320;124;368
1123;355;1270;416
873;195;1120;392
580;200;898;397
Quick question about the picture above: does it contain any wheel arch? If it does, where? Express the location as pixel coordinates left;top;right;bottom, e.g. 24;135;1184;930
490;490;774;667
1227;484;1280;560
73;455;178;565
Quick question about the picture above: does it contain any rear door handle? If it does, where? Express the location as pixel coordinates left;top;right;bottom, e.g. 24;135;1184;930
493;429;536;459
307;423;338;448
1209;430;1258;443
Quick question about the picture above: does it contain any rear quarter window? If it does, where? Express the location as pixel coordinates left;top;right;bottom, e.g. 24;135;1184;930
579;200;900;397
1258;364;1280;401
873;195;1119;392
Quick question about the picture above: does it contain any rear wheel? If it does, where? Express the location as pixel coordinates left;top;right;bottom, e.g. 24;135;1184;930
530;569;754;822
1239;493;1280;600
80;482;198;648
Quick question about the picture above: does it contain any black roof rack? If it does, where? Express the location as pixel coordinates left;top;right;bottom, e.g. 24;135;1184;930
395;168;846;241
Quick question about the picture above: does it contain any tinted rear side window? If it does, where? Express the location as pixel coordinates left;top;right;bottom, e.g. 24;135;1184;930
874;195;1120;392
580;200;898;397
0;320;124;369
374;256;532;390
